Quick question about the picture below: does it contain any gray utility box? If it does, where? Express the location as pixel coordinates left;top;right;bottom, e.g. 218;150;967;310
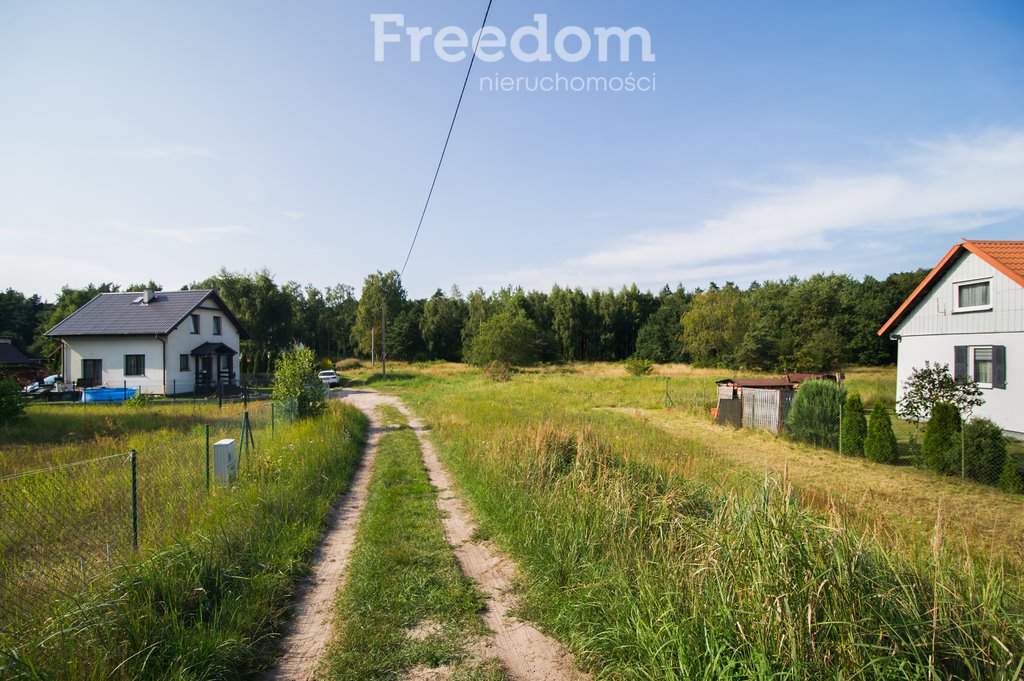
214;438;237;482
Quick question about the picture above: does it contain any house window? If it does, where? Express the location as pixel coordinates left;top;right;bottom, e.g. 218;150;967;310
213;316;222;335
125;355;146;376
190;314;200;334
972;347;994;388
956;345;1006;389
954;280;991;312
179;354;190;372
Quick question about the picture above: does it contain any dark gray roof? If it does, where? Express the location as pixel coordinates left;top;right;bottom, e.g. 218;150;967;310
0;340;38;365
44;290;250;339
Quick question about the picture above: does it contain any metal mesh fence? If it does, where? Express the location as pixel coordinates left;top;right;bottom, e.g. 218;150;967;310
0;397;298;635
669;376;1024;493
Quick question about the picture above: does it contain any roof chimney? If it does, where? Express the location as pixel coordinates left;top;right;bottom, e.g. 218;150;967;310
142;289;156;305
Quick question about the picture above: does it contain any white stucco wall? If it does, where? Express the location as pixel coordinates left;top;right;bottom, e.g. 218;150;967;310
65;337;166;394
895;333;1023;435
894;251;1023;435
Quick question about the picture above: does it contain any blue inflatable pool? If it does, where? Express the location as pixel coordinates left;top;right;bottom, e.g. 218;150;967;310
81;387;137;403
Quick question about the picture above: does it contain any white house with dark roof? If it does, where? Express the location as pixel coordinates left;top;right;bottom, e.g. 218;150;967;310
878;240;1024;436
44;289;249;395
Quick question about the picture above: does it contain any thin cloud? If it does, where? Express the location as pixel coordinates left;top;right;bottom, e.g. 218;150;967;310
283;211;305;221
547;128;1024;284
111;222;251;245
118;146;219;161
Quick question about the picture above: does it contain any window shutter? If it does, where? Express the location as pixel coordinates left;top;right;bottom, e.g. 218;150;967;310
954;346;969;380
992;345;1007;390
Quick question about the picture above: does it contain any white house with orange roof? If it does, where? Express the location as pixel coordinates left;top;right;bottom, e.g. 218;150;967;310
879;240;1024;437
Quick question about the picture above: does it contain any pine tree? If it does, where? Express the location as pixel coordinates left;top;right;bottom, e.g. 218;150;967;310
998;456;1022;494
864;401;898;464
839;393;867;456
921;402;960;475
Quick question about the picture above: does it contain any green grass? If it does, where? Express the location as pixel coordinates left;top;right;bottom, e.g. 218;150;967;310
360;362;1024;679
0;400;272;476
0;402;369;680
0;400;292;632
325;409;499;680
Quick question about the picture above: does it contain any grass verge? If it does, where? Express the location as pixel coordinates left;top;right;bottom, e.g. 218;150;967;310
325;410;499;680
393;373;1024;679
0;402;368;680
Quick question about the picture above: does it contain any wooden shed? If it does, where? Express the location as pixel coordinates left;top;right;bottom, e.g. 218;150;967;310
714;374;838;433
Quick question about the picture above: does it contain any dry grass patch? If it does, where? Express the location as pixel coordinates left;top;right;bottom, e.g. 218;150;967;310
622;407;1024;565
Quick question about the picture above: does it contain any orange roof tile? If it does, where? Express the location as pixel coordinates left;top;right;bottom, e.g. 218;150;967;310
878;240;1024;336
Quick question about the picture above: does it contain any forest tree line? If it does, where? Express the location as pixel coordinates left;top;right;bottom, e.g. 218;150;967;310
0;266;926;372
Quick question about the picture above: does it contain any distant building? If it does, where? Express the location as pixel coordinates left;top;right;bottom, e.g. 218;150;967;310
878;240;1023;436
0;336;45;383
44;289;249;395
714;373;838;432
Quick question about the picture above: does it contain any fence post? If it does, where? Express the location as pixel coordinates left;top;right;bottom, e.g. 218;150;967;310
205;425;211;493
961;426;966;481
839;402;843;455
130;449;138;552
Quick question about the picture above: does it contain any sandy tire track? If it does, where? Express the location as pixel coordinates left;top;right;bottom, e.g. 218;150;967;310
353;389;591;681
264;390;390;681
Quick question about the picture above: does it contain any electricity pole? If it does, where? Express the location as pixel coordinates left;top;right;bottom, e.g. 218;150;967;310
381;300;387;379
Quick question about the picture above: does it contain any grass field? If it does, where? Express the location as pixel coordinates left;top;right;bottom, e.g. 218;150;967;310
345;361;1024;679
0;399;277;476
0;401;368;680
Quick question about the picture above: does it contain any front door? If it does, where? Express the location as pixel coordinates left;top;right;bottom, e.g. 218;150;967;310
200;357;213;385
82;359;101;387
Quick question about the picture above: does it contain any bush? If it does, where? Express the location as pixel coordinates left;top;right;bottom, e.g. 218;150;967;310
897;362;984;424
864;401;899;464
272;344;328;418
464;312;539;368
318;357;334;371
0;375;25;425
482;360;511;382
962;418;1007;485
839;393;867;456
123;391;156;410
921;402;960;475
998;456;1022;494
786;380;846;449
335;358;363;371
624;357;653;376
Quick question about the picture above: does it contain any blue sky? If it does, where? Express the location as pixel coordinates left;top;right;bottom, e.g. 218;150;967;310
1;1;1022;300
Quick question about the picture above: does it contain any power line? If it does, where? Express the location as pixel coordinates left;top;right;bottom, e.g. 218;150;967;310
400;0;495;278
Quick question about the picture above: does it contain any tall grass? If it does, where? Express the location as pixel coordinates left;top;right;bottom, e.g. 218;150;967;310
399;381;1024;679
0;402;368;680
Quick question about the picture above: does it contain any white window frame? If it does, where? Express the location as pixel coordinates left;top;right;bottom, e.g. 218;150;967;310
190;313;200;334
952;278;992;313
970;345;994;389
